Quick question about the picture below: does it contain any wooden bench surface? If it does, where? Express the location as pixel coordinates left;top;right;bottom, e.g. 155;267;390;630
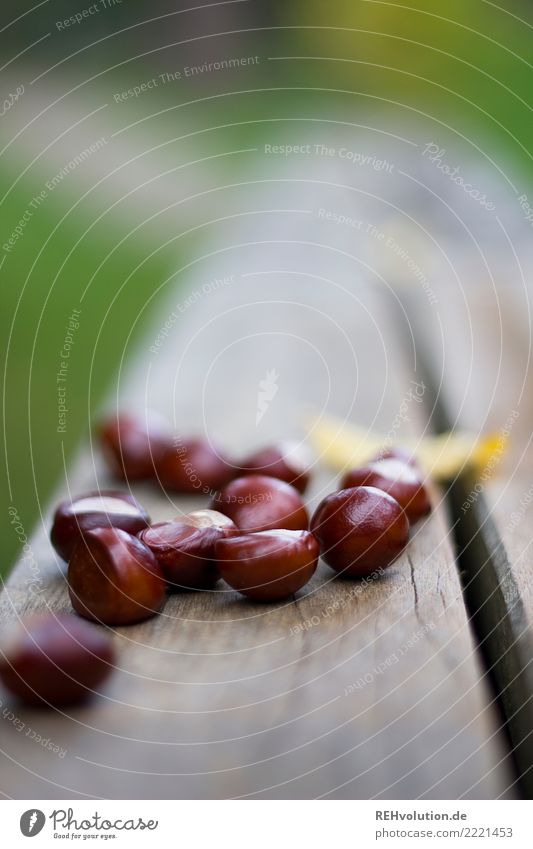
0;180;519;798
407;280;533;796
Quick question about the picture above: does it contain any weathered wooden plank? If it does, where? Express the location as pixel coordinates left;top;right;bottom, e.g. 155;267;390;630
0;188;513;798
407;281;533;794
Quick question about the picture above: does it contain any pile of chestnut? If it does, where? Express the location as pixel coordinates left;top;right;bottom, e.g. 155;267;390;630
0;413;431;708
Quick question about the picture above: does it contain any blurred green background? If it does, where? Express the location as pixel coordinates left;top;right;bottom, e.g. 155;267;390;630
1;0;532;574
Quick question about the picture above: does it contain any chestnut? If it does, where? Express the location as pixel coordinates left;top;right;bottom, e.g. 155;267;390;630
138;509;237;591
237;441;312;493
212;474;309;533
156;438;231;494
51;490;150;562
0;613;115;707
311;486;409;578
375;445;421;470
68;528;166;625
340;458;431;522
215;529;319;602
99;411;171;481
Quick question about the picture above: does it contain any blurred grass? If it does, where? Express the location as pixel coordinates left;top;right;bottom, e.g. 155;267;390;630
0;171;177;574
283;0;533;178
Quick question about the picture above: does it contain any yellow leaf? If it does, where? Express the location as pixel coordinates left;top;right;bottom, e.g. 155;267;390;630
309;414;506;482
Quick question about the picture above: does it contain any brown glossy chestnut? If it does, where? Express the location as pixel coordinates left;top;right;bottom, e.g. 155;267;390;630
138;509;237;591
236;441;312;493
311;485;409;578
156;438;231;494
340;458;431;522
212;474;309;533
215;529;319;601
375;445;421;470
99;411;171;481
51;490;150;562
68;528;166;625
0;613;115;707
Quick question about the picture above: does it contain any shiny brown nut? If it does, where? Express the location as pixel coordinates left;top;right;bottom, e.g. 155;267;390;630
99;411;171;481
311;486;409;578
50;491;150;562
0;613;115;707
375;445;421;470
138;510;237;591
68;528;166;625
156;438;231;494
211;474;309;533
215;529;319;601
340;458;431;522
236;441;312;493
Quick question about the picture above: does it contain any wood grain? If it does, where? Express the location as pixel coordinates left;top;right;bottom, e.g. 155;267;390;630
408;281;533;626
407;280;533;794
0;190;514;799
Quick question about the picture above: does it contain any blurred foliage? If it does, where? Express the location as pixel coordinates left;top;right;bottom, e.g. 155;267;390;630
283;0;533;174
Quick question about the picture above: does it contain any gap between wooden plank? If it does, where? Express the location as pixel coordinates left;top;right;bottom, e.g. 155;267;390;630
402;285;533;797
